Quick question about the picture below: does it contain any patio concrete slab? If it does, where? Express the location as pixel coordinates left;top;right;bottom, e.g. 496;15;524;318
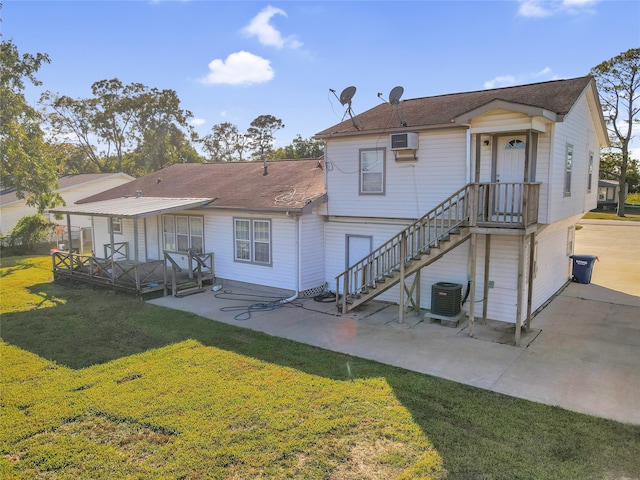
148;220;640;425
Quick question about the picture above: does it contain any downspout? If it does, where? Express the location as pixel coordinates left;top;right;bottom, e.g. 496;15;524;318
466;128;472;185
462;127;473;306
281;212;300;304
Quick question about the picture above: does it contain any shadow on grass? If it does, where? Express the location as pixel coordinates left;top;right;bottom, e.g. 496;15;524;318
3;278;640;479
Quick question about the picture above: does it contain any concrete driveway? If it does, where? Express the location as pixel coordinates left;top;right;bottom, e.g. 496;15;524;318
148;220;640;425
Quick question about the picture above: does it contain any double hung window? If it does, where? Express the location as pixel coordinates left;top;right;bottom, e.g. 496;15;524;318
234;218;271;265
359;148;385;194
564;144;573;197
163;215;204;253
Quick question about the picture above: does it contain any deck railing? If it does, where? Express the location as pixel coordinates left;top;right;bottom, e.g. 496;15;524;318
163;250;215;296
52;251;166;293
103;242;129;260
335;182;540;312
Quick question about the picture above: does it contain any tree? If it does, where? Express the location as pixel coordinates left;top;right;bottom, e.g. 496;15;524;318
272;134;324;159
246;114;284;161
600;150;640;194
43;79;196;175
200;122;246;162
591;48;640;216
6;214;56;255
0;40;63;212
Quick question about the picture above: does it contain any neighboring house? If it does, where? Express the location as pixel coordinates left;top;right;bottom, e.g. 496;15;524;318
50;76;608;345
0;173;134;246
596;179;624;210
50;160;327;295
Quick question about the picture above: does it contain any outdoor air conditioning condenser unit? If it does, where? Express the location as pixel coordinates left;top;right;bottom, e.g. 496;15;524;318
431;282;463;317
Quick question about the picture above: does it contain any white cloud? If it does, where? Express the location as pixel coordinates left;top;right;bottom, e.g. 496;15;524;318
190;118;206;127
199;51;274;86
517;0;599;18
484;68;559;89
242;5;302;49
484;75;517;89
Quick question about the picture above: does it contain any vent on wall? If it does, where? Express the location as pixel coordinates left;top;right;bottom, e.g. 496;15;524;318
431;282;462;317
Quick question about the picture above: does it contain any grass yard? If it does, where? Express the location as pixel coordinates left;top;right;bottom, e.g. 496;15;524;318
1;256;639;479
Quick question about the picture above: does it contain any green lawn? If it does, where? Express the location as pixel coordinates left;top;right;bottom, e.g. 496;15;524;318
1;256;639;479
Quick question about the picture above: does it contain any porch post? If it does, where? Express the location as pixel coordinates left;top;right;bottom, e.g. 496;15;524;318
482;234;491;325
524;130;531;182
134;218;139;262
468;232;478;337
109;216;116;285
525;232;536;331
66;214;72;252
474;134;482;182
515;235;525;346
399;231;406;324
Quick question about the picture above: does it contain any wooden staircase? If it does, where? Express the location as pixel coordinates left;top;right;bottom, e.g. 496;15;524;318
164;250;215;297
336;185;472;314
335;182;541;314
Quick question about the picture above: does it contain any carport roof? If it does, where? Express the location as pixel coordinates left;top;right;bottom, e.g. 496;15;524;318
49;197;214;218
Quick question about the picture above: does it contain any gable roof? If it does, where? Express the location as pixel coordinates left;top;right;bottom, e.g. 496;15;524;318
315;76;597;138
0;172;134;206
71;159;326;214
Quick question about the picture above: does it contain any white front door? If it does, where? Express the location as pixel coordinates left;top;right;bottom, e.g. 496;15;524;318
497;137;526;183
496;137;526;217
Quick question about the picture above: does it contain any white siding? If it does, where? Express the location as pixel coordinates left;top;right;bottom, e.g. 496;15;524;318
547;94;601;223
324;218;409;301
531;216;580;312
299;211;325;292
199;211;298;292
325;130;468;219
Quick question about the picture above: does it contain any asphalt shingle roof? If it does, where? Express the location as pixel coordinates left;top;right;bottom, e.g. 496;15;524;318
77;159;326;212
315;76;593;137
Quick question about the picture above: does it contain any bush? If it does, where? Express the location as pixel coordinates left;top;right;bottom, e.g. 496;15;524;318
6;214;56;255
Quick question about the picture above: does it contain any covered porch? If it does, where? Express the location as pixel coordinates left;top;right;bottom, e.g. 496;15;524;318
49;196;216;296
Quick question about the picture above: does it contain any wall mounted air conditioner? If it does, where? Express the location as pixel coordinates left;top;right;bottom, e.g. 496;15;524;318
390;132;419;151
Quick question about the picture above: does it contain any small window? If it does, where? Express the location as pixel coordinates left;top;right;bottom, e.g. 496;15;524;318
234;218;271;265
109;217;122;234
359;148;385;194
505;139;526;149
587;152;594;193
163;214;204;253
566;226;575;256
564;144;573;197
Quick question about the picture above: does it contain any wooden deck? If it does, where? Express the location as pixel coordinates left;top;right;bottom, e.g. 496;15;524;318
52;250;215;296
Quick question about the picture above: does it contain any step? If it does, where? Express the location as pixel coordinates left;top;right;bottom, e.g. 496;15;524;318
175;286;205;298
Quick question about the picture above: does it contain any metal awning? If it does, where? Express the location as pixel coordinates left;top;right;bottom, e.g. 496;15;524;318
49;197;215;219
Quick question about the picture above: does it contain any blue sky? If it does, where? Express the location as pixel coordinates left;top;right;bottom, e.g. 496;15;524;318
2;0;639;153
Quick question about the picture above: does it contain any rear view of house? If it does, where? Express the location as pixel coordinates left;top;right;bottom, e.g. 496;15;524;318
50;76;608;345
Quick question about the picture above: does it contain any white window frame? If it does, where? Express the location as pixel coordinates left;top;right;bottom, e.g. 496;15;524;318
109;217;122;234
564;144;573;197
587;151;594;193
234;218;272;265
359;148;385;195
162;215;204;254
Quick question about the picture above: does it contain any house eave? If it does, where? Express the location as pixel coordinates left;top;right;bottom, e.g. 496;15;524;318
452;100;558;125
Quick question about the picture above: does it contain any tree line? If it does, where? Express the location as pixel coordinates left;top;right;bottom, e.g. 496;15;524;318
1;38;638;217
1;39;324;214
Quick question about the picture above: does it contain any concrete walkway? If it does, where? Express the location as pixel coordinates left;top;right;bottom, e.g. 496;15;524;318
148;220;640;425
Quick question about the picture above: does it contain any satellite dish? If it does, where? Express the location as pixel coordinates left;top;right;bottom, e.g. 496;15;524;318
389;86;404;105
339;86;357;106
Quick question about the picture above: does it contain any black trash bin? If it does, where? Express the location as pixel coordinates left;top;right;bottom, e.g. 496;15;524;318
570;254;598;284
